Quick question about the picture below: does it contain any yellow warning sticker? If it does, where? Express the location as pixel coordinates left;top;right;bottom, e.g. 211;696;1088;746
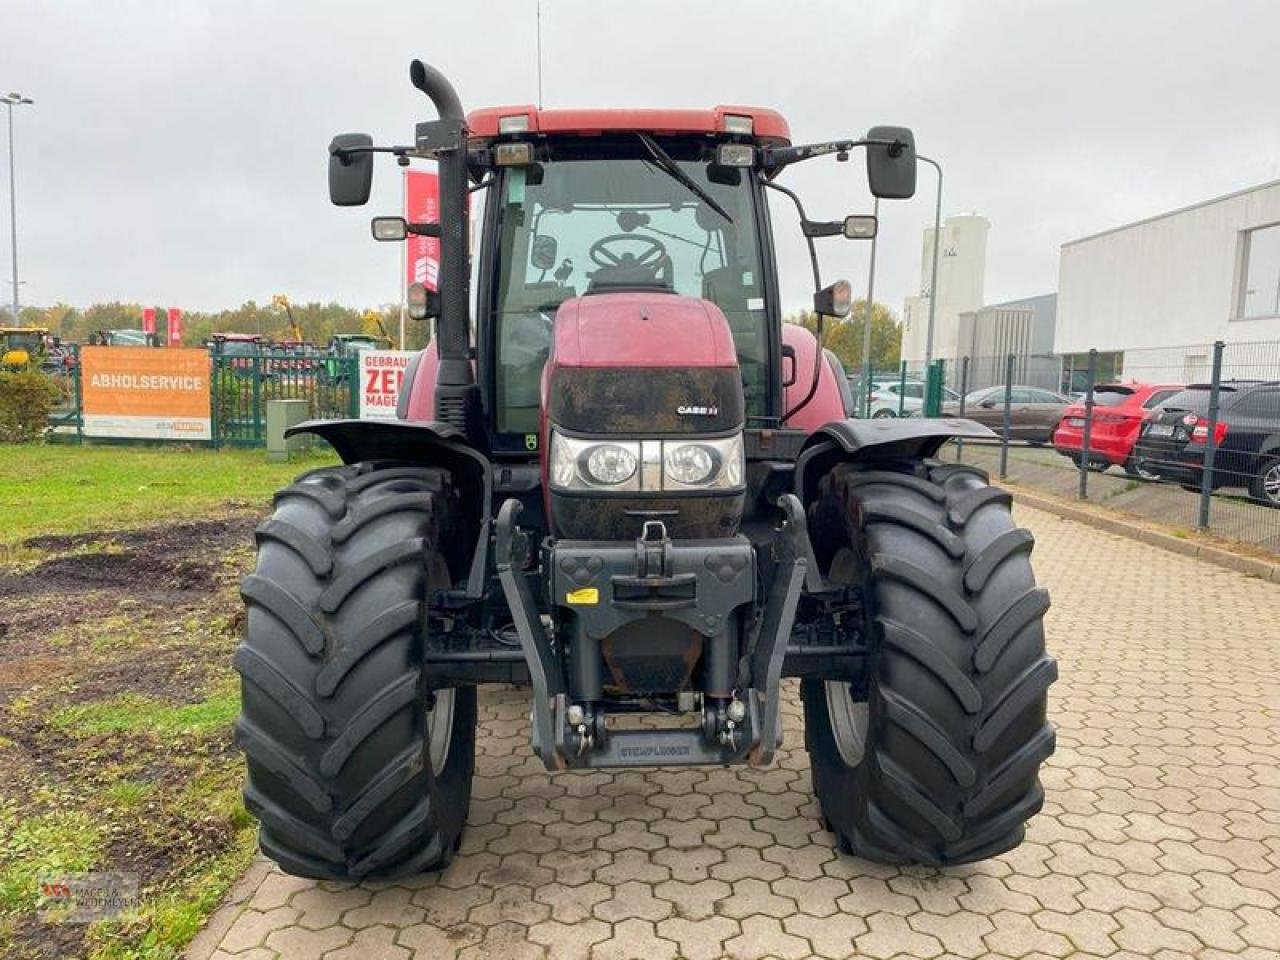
565;587;599;605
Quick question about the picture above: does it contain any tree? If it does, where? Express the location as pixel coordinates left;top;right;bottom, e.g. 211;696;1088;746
787;299;902;373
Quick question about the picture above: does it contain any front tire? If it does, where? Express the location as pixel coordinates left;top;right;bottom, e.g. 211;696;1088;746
236;463;477;880
1249;456;1280;507
803;461;1056;865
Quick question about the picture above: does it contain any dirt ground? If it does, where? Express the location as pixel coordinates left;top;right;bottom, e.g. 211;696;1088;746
0;511;263;960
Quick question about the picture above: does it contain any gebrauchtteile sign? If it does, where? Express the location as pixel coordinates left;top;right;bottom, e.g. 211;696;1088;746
358;349;414;421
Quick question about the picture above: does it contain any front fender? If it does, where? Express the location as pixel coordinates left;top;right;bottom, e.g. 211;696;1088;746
793;417;995;506
287;417;491;515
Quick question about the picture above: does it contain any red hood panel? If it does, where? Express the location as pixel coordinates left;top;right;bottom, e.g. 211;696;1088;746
551;293;738;369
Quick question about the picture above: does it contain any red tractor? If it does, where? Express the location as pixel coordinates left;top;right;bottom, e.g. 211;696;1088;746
236;60;1056;881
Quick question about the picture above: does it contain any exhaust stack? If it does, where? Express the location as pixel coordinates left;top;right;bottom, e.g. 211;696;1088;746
409;59;482;441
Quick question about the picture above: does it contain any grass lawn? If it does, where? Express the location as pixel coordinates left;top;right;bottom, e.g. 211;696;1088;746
0;444;338;548
0;442;338;959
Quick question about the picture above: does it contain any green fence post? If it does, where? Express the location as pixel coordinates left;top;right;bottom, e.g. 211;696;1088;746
349;356;360;418
209;354;218;449
897;360;907;416
1078;349;1097;500
923;359;945;417
1198;340;1225;530
73;347;84;444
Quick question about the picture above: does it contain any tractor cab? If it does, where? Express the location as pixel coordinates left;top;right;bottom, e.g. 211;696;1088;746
0;326;50;368
327;332;391;356
467;111;784;450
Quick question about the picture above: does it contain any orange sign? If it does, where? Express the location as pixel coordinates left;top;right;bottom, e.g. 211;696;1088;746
81;346;211;440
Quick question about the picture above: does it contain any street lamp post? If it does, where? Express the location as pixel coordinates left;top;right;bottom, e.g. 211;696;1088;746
3;92;34;322
918;154;943;368
860;196;880;417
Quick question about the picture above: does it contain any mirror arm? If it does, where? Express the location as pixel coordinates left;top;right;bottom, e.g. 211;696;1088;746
762;137;902;169
801;220;844;238
406;222;440;237
761;180;821;291
329;143;421;163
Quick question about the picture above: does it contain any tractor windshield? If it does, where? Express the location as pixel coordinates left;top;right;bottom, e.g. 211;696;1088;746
492;138;768;436
4;331;42;352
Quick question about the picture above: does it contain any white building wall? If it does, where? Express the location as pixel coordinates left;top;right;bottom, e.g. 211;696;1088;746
1056;181;1280;355
901;214;990;366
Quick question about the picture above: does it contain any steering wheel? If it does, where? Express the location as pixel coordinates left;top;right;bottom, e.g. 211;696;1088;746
588;233;672;286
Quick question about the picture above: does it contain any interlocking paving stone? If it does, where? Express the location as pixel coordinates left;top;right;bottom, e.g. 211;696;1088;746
190;506;1280;959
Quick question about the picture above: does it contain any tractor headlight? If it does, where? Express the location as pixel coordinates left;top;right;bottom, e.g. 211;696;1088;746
584;444;639;486
664;443;715;486
550;433;743;492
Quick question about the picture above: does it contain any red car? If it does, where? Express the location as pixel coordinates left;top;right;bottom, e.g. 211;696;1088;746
1054;382;1182;476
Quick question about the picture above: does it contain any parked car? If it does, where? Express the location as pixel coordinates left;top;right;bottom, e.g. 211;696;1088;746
943;385;1071;443
1052;382;1182;476
1134;380;1280;505
854;378;960;417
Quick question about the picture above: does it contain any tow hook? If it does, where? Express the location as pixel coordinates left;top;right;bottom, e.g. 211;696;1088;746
566;703;595;756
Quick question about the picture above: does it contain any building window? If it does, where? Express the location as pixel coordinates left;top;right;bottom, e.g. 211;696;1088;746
1183;353;1208;382
1059;352;1123;394
1239;223;1280;319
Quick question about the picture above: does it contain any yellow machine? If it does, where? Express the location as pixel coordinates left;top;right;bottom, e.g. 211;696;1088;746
272;294;304;343
361;309;397;349
0;326;50;368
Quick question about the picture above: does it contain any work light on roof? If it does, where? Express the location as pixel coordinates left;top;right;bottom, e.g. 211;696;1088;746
498;114;530;134
494;142;534;166
715;143;756;168
722;114;754;135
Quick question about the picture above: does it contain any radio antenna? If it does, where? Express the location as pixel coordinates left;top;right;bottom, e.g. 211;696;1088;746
536;0;544;107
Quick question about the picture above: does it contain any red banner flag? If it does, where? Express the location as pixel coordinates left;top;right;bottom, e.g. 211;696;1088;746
141;307;156;335
166;307;183;346
404;170;440;292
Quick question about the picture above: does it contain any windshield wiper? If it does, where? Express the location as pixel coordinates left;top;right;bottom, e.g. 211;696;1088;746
635;132;733;224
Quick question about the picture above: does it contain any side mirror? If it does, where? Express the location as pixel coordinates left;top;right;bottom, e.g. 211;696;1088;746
842;215;877;239
531;235;558;271
866;125;916;199
781;344;798;387
371;216;408;241
329;133;374;206
813;279;852;319
980;399;997;409
407;282;441;321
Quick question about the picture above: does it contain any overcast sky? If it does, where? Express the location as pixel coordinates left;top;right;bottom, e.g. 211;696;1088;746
3;0;1278;319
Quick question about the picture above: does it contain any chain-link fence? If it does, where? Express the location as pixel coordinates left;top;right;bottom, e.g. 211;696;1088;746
916;340;1280;554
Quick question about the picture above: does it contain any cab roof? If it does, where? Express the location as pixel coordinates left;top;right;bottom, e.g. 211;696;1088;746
466;105;790;144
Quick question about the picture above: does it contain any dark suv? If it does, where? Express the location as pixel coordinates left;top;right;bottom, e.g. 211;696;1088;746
1134;380;1280;505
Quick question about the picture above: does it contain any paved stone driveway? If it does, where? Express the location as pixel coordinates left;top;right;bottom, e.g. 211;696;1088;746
190;506;1280;960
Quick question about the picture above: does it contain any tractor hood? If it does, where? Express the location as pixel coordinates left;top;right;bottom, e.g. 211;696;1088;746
550;292;738;369
544;292;744;435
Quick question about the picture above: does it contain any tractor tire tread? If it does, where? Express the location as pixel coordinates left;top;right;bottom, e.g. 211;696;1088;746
236;465;474;881
804;459;1056;866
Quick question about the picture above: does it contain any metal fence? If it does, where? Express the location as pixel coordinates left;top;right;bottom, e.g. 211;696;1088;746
915;339;1280;555
211;352;357;446
44;348;359;447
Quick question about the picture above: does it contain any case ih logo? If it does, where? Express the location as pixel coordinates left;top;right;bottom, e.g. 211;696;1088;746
677;405;719;417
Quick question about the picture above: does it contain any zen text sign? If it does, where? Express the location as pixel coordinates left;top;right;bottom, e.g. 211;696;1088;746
358;350;414;420
81;346;212;440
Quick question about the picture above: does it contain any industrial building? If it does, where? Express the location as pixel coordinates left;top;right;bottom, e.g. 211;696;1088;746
1056;179;1280;382
901;213;989;367
955;293;1059;391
